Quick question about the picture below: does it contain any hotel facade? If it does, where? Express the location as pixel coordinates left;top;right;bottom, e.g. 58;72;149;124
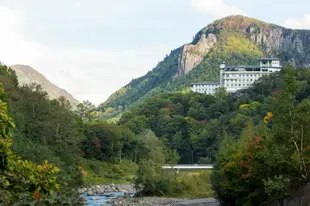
190;58;282;94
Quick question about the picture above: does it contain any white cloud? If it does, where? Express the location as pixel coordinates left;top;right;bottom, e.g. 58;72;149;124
0;5;170;105
283;14;310;29
190;0;246;18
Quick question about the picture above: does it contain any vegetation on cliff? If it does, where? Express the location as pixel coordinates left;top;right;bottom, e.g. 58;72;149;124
98;15;310;120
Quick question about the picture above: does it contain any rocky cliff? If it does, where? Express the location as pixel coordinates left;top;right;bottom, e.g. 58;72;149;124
11;65;79;105
176;33;217;78
99;15;310;120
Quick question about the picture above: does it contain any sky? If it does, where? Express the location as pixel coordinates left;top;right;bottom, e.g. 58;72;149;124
0;0;309;105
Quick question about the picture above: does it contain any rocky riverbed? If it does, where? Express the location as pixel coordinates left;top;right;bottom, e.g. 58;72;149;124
79;184;219;205
78;184;136;196
109;197;220;206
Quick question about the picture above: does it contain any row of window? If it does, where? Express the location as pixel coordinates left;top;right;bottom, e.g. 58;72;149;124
226;84;251;87
225;74;264;77
194;88;217;92
224;79;256;82
193;84;219;87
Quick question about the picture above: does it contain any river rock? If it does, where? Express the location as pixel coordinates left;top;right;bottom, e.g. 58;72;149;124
78;188;84;194
87;191;94;196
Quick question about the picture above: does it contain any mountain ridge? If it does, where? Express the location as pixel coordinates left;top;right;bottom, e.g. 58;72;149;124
99;15;310;119
10;64;79;105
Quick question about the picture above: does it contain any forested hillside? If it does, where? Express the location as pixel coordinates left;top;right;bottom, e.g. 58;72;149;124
120;65;310;204
99;15;310;120
118;70;282;164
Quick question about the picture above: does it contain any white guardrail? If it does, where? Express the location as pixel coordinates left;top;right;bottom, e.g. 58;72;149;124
162;164;213;169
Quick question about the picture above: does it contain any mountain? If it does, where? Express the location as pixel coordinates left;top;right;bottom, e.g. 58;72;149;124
10;65;79;105
99;15;310;119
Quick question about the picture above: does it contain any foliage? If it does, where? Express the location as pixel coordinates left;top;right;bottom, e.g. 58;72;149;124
134;159;166;196
134;130;168;196
118;90;240;163
211;66;310;205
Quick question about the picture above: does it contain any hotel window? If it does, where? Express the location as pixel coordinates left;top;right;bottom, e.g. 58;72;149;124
226;74;230;77
238;84;241;86
235;84;237;86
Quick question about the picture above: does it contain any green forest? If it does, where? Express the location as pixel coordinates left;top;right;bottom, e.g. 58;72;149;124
118;65;310;204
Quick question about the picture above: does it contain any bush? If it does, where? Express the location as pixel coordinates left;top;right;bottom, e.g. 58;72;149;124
134;159;167;196
168;170;213;198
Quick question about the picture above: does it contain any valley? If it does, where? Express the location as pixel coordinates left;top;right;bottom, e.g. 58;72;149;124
1;15;310;205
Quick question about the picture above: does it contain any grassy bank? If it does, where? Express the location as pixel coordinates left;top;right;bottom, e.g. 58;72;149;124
81;159;138;185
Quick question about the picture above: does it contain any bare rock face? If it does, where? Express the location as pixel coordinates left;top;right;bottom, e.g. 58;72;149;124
176;33;217;78
246;26;304;53
245;26;310;66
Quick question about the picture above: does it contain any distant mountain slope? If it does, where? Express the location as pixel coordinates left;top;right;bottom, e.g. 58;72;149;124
99;15;310;119
11;65;79;105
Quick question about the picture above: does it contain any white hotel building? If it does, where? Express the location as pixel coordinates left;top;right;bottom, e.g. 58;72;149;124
191;58;282;94
190;82;221;94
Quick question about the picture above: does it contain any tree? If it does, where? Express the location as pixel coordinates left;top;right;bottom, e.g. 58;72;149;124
271;66;308;180
76;100;97;122
0;84;61;204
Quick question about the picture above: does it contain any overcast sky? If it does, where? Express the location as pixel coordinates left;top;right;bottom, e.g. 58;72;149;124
0;0;309;105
